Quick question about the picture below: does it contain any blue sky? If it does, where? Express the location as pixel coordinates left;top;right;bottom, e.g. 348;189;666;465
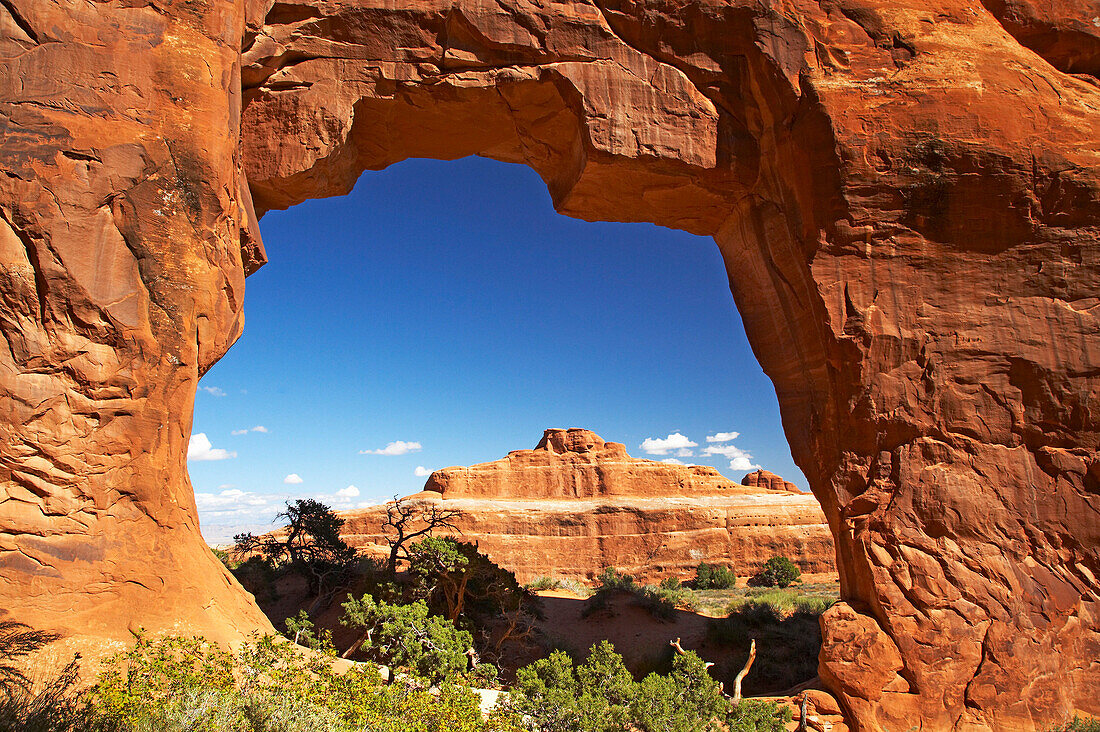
190;156;807;543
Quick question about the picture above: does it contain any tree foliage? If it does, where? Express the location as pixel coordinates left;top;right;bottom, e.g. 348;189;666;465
749;557;801;588
341;595;475;684
87;631;506;732
233;499;358;595
502;640;789;732
694;563;737;590
407;538;528;624
380;496;461;574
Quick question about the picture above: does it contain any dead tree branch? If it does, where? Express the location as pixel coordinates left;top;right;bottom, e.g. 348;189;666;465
731;638;756;706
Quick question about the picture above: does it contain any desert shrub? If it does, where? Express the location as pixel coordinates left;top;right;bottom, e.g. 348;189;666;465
341;595;475;683
233;499;358;596
749;557;801;588
86;632;504;732
404;537;538;661
526;577;562;592
407;538;532;626
556;579;592;597
284;610;333;651
727;699;793;732
211;546;237;569
793;595;835;615
694;563;737;590
595;567;635;591
658;577;682;591
1049;718;1100;732
502;640;788;732
634;584;698;620
584;574;696;622
0;621;91;732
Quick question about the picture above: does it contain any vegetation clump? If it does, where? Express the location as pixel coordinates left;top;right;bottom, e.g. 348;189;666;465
500;640;790;732
0;620;90;732
1048;718;1100;732
584;567;697;621
749;557;801;588
341;595;485;685
232;499;359;599
694;563;737;590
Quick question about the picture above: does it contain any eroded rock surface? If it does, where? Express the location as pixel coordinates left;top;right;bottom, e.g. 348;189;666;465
1;0;1097;728
742;469;801;494
340;428;834;583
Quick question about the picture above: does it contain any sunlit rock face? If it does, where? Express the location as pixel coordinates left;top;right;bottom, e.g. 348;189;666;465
1;0;1098;728
338;428;836;583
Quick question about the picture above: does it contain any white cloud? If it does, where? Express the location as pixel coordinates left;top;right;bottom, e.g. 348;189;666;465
729;456;762;472
283;473;303;484
706;431;740;443
661;458;686;465
356;501;377;509
640;433;697;456
195;487;272;509
187;433;237;461
360;440;422;456
231;429;248;436
702;442;761;473
702;444;748;459
199;386;227;397
232;425;268;436
337;485;360;498
414;466;432;477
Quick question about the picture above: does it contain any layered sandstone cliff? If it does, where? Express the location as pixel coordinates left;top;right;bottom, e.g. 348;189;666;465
340;429;834;583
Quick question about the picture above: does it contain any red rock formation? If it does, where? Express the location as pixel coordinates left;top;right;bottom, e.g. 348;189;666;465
425;428;759;500
340;429;835;583
1;0;1097;728
741;469;801;494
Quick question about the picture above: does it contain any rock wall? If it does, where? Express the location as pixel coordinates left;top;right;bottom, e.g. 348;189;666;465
340;429;835;583
424;427;762;500
0;0;1097;729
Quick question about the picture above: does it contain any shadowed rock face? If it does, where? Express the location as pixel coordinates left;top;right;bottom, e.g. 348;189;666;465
0;0;1097;729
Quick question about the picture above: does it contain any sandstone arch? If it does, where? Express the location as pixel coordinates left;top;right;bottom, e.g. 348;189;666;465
1;0;1098;729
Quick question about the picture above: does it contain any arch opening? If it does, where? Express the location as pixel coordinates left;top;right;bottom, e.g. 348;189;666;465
192;154;813;543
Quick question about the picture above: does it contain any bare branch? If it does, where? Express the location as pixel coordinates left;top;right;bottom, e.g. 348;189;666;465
380;495;462;573
731;638;756;707
669;637;714;668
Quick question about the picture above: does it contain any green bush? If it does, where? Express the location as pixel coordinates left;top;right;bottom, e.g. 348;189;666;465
595;567;636;591
341;595;474;684
86;632;507;732
634;584;698;620
749;557;801;588
406;537;533;631
1048;718;1100;732
526;576;562;591
658;577;682;591
502;640;789;732
694;563;737;590
584;572;696;621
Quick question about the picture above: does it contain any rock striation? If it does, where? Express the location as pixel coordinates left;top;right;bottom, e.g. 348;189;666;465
741;469;801;494
340;429;835;583
0;0;1097;728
